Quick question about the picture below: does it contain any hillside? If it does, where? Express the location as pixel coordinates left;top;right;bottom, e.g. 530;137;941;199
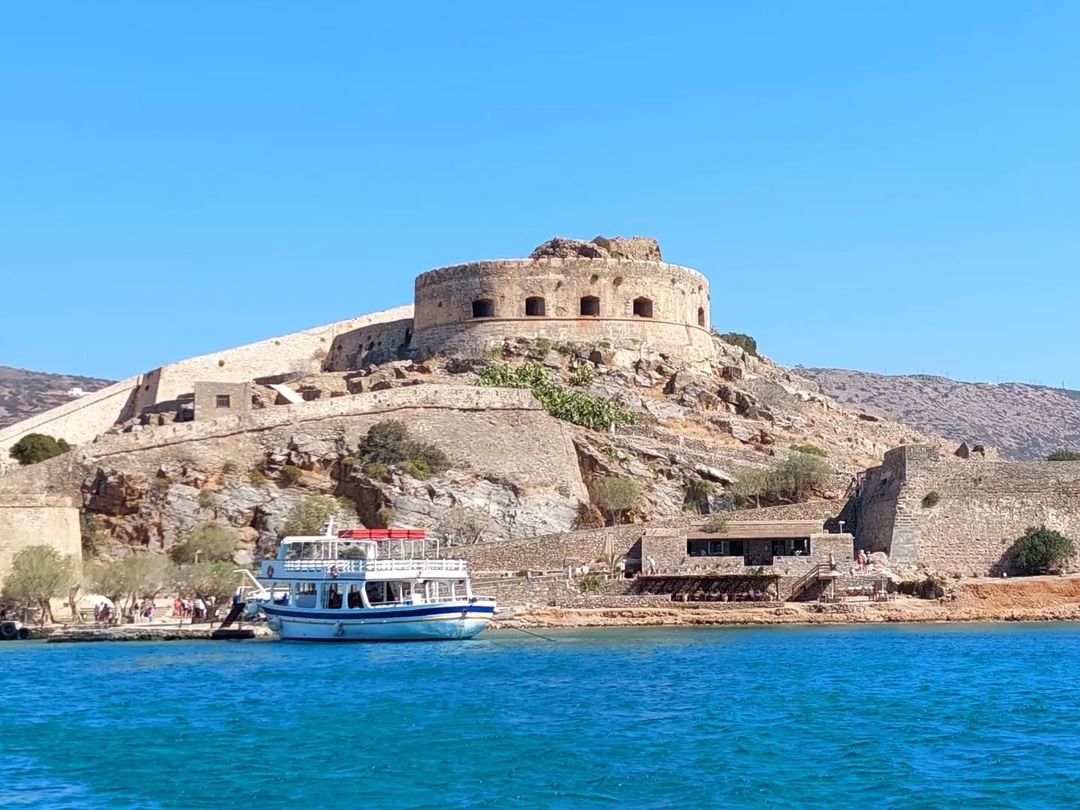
0;366;113;429
801;368;1080;460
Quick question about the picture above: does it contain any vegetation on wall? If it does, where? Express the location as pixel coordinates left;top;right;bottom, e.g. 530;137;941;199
357;420;448;480
476;362;637;430
1007;526;1075;575
1048;450;1080;461
921;490;941;509
683;478;714;514
732;453;832;507
9;433;71;465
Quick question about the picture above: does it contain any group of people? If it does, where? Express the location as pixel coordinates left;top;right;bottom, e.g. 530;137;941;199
172;596;213;621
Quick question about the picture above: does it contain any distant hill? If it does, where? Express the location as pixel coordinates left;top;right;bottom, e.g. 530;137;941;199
801;368;1080;461
0;366;114;429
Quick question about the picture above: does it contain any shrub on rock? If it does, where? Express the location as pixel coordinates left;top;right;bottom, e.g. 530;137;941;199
1008;526;1075;575
9;433;71;465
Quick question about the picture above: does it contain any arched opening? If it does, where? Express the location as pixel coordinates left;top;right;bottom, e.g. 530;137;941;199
580;296;600;317
525;297;546;317
697;307;706;327
633;297;654;318
472;299;494;318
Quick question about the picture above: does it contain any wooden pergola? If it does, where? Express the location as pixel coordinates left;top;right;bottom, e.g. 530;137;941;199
634;573;782;602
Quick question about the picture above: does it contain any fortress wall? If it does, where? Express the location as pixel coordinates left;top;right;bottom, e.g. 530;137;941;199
856;445;1080;575
0;495;81;589
134;305;415;409
324;313;414;371
0;379;141;474
412;259;713;360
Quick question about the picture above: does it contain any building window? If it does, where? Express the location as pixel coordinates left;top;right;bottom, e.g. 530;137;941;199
580;296;600;317
215;394;231;408
633;297;654;318
472;299;495;318
698;307;706;327
525;296;546;317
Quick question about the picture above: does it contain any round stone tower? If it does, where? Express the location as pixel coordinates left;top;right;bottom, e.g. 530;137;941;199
410;236;713;362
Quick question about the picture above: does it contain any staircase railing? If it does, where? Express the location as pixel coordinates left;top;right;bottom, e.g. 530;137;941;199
789;564;830;602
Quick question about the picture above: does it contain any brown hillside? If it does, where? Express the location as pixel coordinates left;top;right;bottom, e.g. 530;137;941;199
0;366;113;429
801;368;1080;461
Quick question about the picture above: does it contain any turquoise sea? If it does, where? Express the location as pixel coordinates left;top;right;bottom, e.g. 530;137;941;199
3;624;1080;809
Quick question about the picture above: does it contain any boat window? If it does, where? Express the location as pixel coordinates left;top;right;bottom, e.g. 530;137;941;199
294;582;317;608
365;581;386;605
323;583;343;609
347;585;363;609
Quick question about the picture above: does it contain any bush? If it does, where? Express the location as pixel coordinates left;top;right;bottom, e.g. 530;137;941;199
1007;526;1075;575
376;506;395;528
732;453;832;507
221;461;237;475
357;421;449;477
569;365;596;387
9;433;71;466
437;506;494;546
86;554;173;620
81;513;104;558
476;362;637;430
1048;451;1080;461
717;332;759;358
791;444;827;458
362;461;391;482
921;491;941;509
280;465;304;487
198;489;215;509
1;545;76;625
402;458;432;480
282;495;340;537
591;475;643;525
248;468;268;486
701;515;729;534
169;523;238;564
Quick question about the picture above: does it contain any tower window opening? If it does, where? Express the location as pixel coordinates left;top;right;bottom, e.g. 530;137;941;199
580;296;600;317
472;299;495;318
697;307;706;327
633;297;654;318
525;297;546;317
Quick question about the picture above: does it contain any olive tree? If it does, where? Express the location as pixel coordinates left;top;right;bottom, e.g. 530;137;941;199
1;545;76;625
437;506;495;547
169;522;238;564
591;476;643;526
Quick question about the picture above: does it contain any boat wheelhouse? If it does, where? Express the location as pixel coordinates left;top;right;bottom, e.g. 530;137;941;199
242;526;495;641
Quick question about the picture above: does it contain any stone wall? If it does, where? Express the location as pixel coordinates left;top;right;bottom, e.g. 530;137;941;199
0;495;81;589
193;382;250;420
461;524;650;573
856;445;1080;575
325;313;415;371
411;258;714;363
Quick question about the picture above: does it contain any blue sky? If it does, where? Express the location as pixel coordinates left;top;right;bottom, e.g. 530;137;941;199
2;3;1078;386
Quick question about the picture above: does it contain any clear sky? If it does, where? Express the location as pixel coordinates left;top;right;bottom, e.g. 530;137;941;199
2;3;1078;386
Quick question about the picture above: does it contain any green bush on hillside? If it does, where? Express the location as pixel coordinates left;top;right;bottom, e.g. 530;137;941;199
476;362;636;430
1048;450;1080;461
9;433;71;466
717;332;759;358
732;453;832;507
357;420;448;478
791;444;827;458
1007;526;1075;575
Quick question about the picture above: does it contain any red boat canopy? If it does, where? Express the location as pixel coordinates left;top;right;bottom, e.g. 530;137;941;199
337;528;427;540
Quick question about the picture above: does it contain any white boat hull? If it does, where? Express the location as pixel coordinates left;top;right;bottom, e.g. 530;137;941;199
259;600;495;642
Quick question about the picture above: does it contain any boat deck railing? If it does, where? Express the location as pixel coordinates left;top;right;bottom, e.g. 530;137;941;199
278;558;469;575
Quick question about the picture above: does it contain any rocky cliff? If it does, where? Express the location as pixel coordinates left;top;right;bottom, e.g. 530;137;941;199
802;368;1080;460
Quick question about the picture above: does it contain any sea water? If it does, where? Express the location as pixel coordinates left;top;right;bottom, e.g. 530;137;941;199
3;624;1080;809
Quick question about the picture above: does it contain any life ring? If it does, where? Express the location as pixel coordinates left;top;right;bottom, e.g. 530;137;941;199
0;622;17;640
267;565;274;578
16;627;30;640
329;565;340;579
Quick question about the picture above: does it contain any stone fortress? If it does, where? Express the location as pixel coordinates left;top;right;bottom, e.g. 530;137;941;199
2;234;1080;600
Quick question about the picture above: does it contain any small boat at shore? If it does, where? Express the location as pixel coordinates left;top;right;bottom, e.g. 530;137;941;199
238;524;495;642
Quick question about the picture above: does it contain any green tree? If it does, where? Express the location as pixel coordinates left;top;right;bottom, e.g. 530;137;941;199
282;494;341;537
357;421;449;476
1;545;76;625
733;453;832;507
1008;526;1076;575
9;433;71;466
717;332;759;358
169;522;238;564
684;478;714;514
591;476;643;525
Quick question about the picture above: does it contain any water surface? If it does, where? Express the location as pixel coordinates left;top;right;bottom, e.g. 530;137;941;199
3;624;1079;808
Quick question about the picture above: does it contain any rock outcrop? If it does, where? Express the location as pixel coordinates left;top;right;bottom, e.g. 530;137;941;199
529;235;662;262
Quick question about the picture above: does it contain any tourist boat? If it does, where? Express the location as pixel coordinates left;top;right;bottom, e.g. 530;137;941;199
239;524;496;641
